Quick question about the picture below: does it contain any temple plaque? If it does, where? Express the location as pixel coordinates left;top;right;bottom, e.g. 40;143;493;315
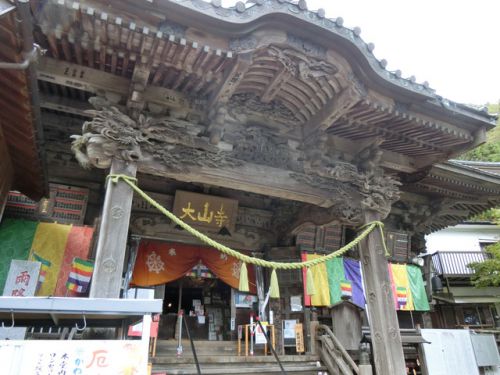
173;191;238;233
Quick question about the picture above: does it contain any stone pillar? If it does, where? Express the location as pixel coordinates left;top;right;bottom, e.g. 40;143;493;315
359;210;406;375
89;159;137;298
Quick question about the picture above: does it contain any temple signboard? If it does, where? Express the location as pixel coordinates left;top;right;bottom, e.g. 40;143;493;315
173;191;238;233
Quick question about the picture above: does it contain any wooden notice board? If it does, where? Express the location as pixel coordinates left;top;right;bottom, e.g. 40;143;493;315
295;323;304;353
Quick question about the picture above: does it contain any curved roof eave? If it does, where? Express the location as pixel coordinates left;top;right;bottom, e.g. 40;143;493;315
156;0;435;99
146;0;495;129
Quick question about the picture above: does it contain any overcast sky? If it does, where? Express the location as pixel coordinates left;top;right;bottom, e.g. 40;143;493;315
220;0;499;106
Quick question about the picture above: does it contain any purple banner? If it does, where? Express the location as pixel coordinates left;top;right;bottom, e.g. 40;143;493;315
343;258;365;308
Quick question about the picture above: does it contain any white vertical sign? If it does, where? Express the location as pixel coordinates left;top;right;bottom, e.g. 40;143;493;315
2;260;41;297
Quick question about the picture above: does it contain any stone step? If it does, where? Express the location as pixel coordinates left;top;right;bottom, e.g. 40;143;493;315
151;354;320;365
151;363;327;375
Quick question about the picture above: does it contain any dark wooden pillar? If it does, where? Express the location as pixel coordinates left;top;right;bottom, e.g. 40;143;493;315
359;210;406;375
89;159;137;298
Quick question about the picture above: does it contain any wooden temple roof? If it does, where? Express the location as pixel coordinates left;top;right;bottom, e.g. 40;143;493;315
2;0;498;232
30;0;495;164
0;1;46;200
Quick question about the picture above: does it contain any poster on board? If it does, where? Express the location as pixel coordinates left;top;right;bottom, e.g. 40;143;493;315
0;340;148;375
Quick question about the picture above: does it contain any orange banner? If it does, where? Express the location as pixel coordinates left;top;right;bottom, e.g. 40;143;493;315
131;241;256;293
53;226;94;297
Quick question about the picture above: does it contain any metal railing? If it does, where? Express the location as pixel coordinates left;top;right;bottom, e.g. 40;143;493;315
316;324;359;375
432;251;491;277
255;319;287;374
177;311;201;374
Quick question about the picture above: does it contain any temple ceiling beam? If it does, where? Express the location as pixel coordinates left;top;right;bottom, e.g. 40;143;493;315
303;80;366;138
37;57;202;116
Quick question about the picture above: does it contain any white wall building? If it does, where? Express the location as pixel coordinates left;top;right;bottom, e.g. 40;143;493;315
426;223;500;254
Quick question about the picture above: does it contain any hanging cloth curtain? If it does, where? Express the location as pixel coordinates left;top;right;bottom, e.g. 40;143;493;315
53;226;95;296
301;253;331;306
388;263;415;311
0;219;38;292
131;240;256;293
407;265;430;311
326;257;345;304
29;222;72;296
343;258;365;308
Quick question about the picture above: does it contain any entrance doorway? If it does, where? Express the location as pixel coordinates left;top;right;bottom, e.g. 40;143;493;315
159;276;232;341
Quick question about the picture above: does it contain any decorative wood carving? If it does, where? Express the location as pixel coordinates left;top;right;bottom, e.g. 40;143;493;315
298;134;401;221
227;93;300;126
72;105;400;225
229;126;299;170
71;106;238;171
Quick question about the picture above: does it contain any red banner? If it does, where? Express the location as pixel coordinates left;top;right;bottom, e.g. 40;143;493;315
131;240;256;293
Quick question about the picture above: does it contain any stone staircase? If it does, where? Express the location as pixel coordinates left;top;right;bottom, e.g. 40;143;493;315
151;340;327;374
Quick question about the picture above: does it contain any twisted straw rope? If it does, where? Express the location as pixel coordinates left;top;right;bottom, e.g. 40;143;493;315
107;174;389;269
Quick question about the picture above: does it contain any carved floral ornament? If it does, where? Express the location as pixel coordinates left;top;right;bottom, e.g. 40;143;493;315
71;106;400;220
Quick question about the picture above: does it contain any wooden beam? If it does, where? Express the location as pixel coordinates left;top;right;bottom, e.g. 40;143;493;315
38;56;129;96
260;65;289;104
37;57;201;114
138;157;338;208
207;53;251;108
89;159;137;298
303;84;365;137
40;93;93;117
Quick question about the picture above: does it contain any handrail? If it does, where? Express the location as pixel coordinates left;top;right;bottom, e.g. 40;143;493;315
317;324;359;375
256;319;287;374
431;251;491;276
182;312;202;375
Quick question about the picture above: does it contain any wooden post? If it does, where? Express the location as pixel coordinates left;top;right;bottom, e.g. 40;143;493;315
89;159;137;298
358;210;406;375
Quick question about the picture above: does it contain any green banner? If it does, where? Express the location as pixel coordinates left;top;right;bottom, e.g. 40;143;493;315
326;257;345;304
0;219;38;292
407;265;430;311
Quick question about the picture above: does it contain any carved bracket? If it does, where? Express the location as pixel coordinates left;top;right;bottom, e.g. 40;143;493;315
71;106;237;172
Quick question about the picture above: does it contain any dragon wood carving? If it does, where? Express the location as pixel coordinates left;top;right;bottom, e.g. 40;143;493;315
71;106;239;172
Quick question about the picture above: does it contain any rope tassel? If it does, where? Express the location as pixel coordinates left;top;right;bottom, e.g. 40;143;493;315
306;267;316;296
269;269;280;298
238;262;249;292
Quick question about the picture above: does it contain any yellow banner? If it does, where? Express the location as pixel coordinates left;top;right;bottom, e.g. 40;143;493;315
30;223;71;296
390;263;414;311
306;254;331;306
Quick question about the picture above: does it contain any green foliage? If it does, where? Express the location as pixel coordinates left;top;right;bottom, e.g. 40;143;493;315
459;103;500;223
472;209;500;225
459;102;500;162
470;242;500;287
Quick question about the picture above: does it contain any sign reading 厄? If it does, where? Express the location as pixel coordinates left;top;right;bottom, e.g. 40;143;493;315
173;191;238;233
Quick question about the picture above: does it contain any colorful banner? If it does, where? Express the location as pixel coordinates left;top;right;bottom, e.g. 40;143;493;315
66;258;94;293
132;240;256;293
54;226;94;296
0;220;94;296
0;219;38;292
343;258;365;308
304;254;365;308
33;253;51;288
407;265;430;311
29;222;72;296
301;253;331;306
302;253;429;311
388;263;415;311
340;280;353;298
326;257;344;304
